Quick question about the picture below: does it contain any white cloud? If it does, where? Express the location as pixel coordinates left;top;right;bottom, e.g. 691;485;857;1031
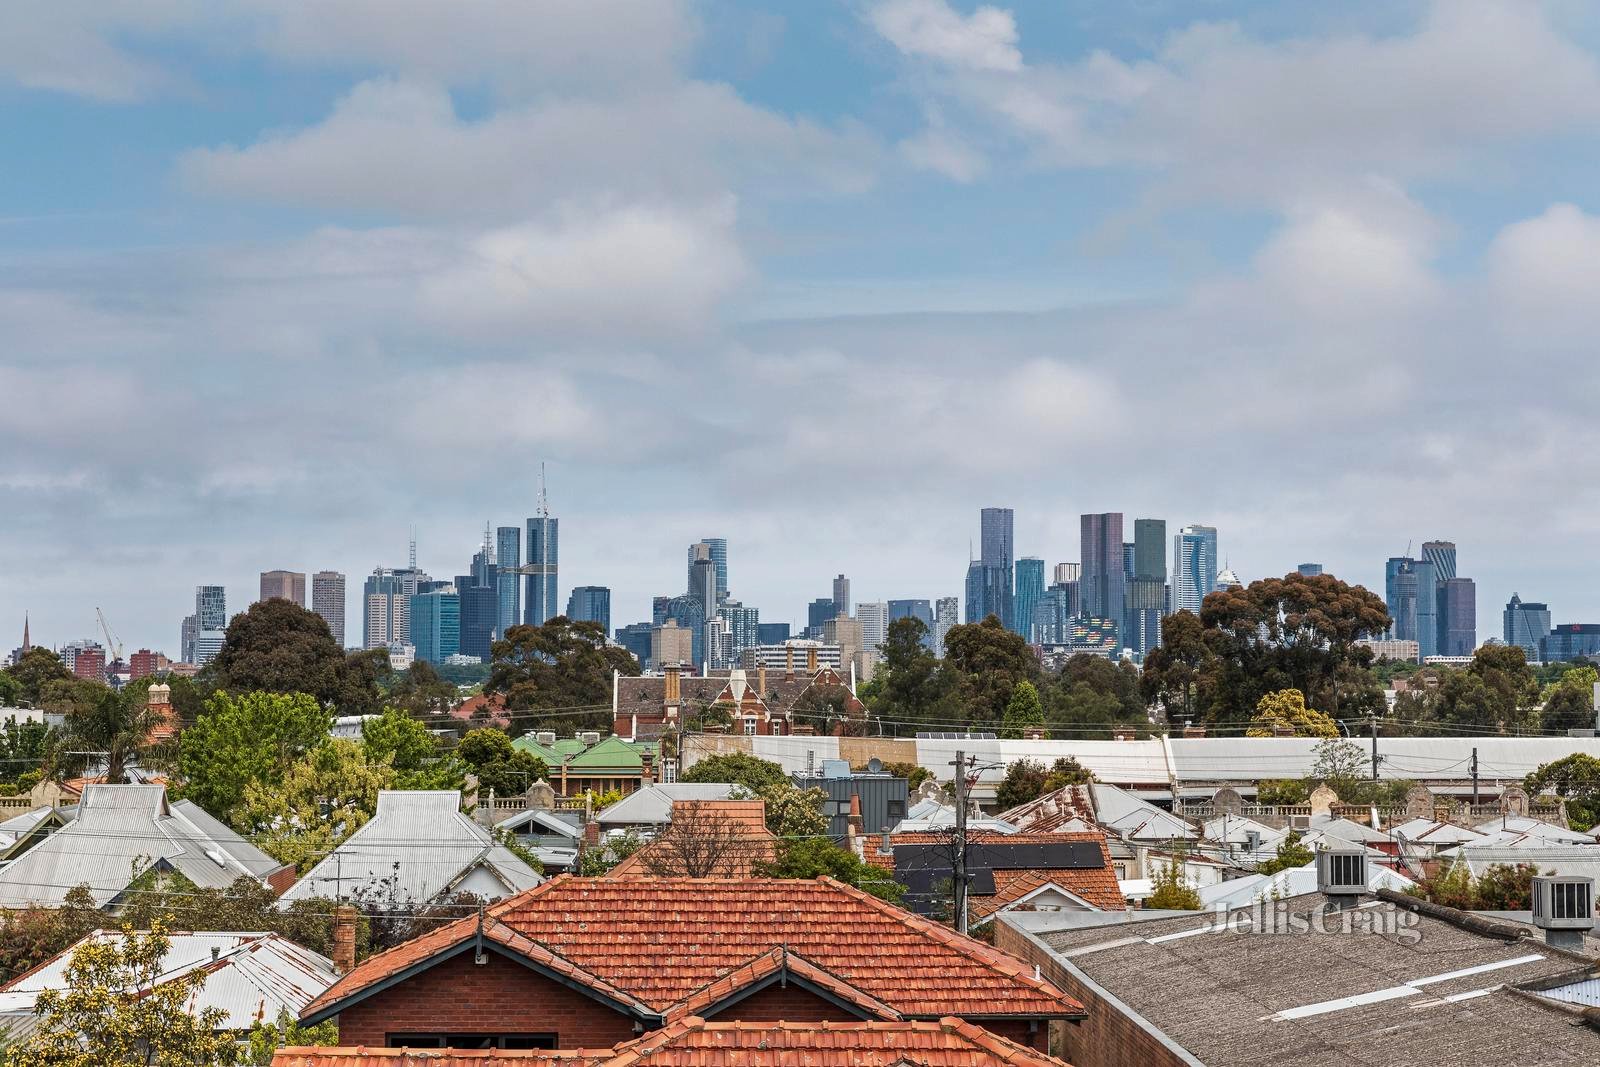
1486;202;1600;327
871;0;1023;73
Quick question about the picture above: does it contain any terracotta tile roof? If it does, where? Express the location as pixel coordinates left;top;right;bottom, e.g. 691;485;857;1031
660;947;902;1021
304;877;1081;1022
871;830;1124;918
996;787;1094;834
606;801;778;879
272;1017;1069;1067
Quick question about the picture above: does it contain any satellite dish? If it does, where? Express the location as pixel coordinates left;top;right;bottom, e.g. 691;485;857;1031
867;757;883;774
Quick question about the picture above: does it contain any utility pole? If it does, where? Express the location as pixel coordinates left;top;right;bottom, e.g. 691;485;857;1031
1470;747;1479;807
952;749;968;935
1368;712;1379;781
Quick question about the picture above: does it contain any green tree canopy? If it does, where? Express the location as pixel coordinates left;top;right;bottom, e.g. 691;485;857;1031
208;598;376;712
869;617;954;729
681;752;788;794
940;616;1040;728
761;783;828;838
3;648;73;706
237;739;397;872
1000;680;1045;739
1256;830;1314;875
1542;684;1595;734
1145;855;1200;910
1139;610;1218;722
455;728;547;796
1437;645;1540;732
361;707;437;772
176;691;331;821
48;685;168;785
1525;752;1600;830
757;837;905;902
487;617;639;735
384;659;459;717
1247;688;1340;738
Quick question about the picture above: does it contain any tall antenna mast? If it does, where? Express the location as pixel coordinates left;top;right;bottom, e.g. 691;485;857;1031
483;520;493;561
409;527;417;570
537;462;549;518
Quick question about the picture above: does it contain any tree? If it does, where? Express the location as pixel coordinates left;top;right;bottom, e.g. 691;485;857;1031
757;838;905;902
792;683;860;736
575;830;643;876
0;887;100;985
1041;756;1094;791
114;876;351;961
1145;855;1200;910
9;924;239;1067
455;728;547;797
641;802;752;877
1437;645;1540;732
176;691;331;821
0;668;20;706
870;617;954;728
1256;831;1313;875
1256;779;1309;806
681;752;787;795
236;739;396;872
1139;611;1216;721
385;660;459;717
1247;689;1339;738
1542;684;1594;734
939;616;1040;728
1310;737;1370;802
209;598;376;712
244;1008;339;1066
487;617;639;735
1000;681;1045;739
1525;752;1600;830
48;685;168;785
1410;861;1539;910
3;648;72;706
994;759;1050;810
761;784;828;838
361;707;437;773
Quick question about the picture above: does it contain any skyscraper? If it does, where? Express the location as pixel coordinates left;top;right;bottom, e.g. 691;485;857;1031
1172;526;1218;614
933;596;959;655
1421;540;1457;581
524;511;558;628
1412;558;1438;660
1503;594;1551;661
1081;513;1125;643
807;598;836;637
1124;519;1166;659
615;622;653;667
756;622;791;645
1437;577;1477;656
495;526;521;639
363;565;430;649
832;574;852;618
196;585;226;631
1385;557;1419;645
456;547;498;662
661;595;706;667
311;571;346;647
1014;558;1046;641
966;508;1015;629
1297;563;1324;577
688;547;718;664
1053;562;1080;585
888;599;935;649
409;589;461;665
856;601;889;652
688;538;728;606
566;586;612;634
259;570;306;607
719;601;759;661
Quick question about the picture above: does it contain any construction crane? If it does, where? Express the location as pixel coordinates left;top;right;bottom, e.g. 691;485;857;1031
95;607;124;662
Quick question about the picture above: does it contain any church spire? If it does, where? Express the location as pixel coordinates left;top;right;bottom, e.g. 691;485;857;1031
21;613;29;651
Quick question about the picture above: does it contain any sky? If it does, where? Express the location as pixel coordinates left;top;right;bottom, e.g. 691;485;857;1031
5;0;1600;653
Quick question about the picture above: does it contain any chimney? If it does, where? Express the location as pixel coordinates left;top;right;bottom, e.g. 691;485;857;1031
584;818;601;847
641;750;655;786
1023;726;1045;741
807;646;819;673
333;905;357;975
879;829;893;856
785;646;795;678
757;665;767;695
1273;724;1296;737
1182;721;1207;739
664;664;681;705
847;793;864;837
1112;727;1135;742
1532;875;1595;950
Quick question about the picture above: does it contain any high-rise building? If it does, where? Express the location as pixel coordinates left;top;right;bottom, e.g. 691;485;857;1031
1437;577;1477;657
757;622;791;645
1503;594;1551;661
180;615;197;665
409;589;461;665
193;629;225;667
1421;541;1457;581
615;622;653;667
1033;585;1080;645
856;602;889;652
1297;563;1324;577
566;586;612;634
1541;624;1600;663
832;575;852;618
1053;562;1080;585
660;595;706;667
719;601;759;661
1080;513;1125;645
457;550;499;662
524;511;558;628
259;570;306;607
1132;520;1165;581
932;596;959;655
129;649;161;680
311;571;346;647
1385;556;1440;659
806;598;836;637
495;526;521;639
966;508;1014;628
363;566;430;649
196;585;226;631
1124;519;1166;659
1412;558;1438;660
62;641;106;682
888;599;935;649
187;584;227;666
1014;558;1046;641
822;614;864;666
650;620;695;668
687;539;728;606
1172;526;1218;615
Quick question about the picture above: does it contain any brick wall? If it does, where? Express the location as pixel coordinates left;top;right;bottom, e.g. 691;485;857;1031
714;983;854;1022
975;1018;1047;1052
266;865;298;896
994;923;1188;1067
334;949;641;1049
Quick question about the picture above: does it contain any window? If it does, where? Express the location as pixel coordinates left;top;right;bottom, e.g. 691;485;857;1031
662;760;678;783
744;718;757;735
387;1034;557;1050
886;800;906;820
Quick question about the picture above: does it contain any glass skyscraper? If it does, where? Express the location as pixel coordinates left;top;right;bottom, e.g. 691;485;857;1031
1437;577;1477;656
566;586;612;634
1172;525;1218;615
1503;594;1550;661
888;599;936;649
1386;556;1439;659
1014;558;1046;641
1421;540;1457;580
1080;513;1125;642
967;507;1014;627
687;538;729;605
195;585;226;631
524;514;558;627
495;525;520;638
409;590;460;665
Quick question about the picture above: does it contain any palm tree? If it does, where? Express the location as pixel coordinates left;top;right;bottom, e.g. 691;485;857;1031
49;687;170;785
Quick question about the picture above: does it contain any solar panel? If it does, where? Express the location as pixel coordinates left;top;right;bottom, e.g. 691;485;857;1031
889;840;1105;916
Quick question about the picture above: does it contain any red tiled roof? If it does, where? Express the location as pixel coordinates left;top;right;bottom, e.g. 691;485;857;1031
272;1017;1069;1067
870;831;1124;917
661;947;901;1021
304;877;1082;1022
607;801;777;879
997;787;1095;834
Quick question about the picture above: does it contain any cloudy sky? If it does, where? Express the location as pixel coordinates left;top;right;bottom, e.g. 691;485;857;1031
5;0;1600;653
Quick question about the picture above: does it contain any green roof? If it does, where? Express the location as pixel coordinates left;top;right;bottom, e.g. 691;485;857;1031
510;734;657;770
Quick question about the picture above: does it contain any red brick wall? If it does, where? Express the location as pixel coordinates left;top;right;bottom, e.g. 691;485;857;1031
334;950;640;1049
977;1019;1047;1052
266;865;298;896
711;983;855;1023
994;923;1185;1067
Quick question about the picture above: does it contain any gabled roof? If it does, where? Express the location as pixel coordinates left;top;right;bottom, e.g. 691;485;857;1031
606;802;776;878
0;784;289;908
303;877;1082;1025
660;947;902;1021
0;930;336;1039
271;1016;1067;1066
280;791;542;905
596;784;739;827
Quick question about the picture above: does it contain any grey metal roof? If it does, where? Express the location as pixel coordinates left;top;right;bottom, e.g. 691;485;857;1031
280;790;542;906
596;783;737;827
0;930;335;1037
1019;892;1600;1065
495;807;582;838
0;785;287;908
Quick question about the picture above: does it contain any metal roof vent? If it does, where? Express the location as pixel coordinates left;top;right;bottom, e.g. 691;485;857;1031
1532;875;1594;950
1316;849;1367;909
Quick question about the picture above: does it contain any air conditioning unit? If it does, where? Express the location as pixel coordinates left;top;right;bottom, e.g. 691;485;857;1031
578;731;601;746
1316;849;1367;900
535;731;557;746
1289;814;1311;831
1532;875;1595;931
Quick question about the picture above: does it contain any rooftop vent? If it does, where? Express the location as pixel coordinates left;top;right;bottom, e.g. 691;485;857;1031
1316;849;1367;909
1532;875;1594;950
535;731;557;746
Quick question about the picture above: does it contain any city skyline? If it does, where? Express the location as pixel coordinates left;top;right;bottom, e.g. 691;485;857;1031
7;4;1600;652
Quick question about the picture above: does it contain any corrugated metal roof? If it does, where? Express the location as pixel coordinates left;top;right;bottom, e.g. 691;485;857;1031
1537;976;1600;1008
597;784;737;827
280;791;542;905
0;785;286;908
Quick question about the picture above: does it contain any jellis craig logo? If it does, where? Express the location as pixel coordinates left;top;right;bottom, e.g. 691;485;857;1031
1208;901;1422;944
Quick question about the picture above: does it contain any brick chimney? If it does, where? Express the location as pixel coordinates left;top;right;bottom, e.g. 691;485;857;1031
785;646;795;679
1023;726;1045;741
847;793;864;839
664;664;681;705
1183;722;1207;738
807;646;819;673
757;665;767;695
333;905;357;975
641;750;655;786
584;818;601;847
1112;727;1135;741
